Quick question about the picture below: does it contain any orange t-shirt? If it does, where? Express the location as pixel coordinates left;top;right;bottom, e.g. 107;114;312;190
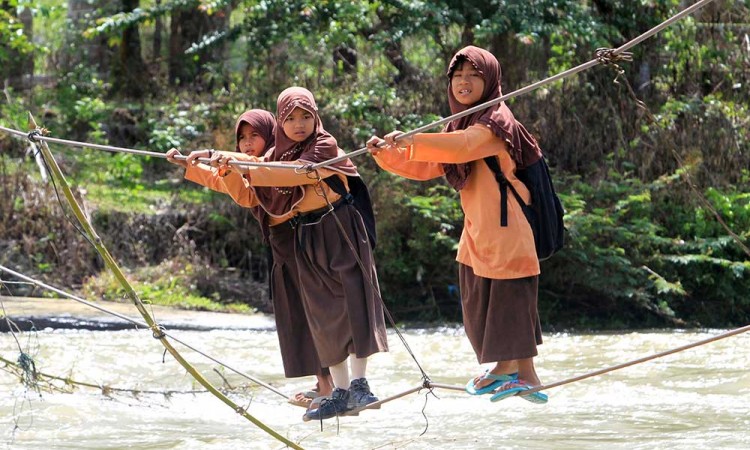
374;124;539;279
184;152;347;227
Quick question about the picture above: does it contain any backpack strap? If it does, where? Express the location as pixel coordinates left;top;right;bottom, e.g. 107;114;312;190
483;156;526;227
322;174;377;249
322;175;353;203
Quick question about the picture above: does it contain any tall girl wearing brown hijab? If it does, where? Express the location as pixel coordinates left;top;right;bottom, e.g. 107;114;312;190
218;87;389;420
367;46;548;404
166;109;334;405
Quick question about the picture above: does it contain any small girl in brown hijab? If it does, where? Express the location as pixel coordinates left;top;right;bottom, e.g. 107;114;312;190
166;109;334;405
217;87;389;421
367;46;548;404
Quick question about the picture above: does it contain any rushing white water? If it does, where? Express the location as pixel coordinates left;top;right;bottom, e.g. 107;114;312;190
1;326;749;449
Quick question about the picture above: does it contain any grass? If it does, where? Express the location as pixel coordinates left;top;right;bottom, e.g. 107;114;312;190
81;258;258;314
83;181;215;215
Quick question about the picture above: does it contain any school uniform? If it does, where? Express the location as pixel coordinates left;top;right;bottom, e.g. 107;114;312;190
374;124;542;362
184;163;327;377
204;163;388;368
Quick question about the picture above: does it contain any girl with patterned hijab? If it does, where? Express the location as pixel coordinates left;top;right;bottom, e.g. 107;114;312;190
216;87;389;421
367;46;548;404
166;109;334;407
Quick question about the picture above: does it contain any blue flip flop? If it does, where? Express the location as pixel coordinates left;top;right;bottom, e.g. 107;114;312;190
489;379;548;404
465;371;518;395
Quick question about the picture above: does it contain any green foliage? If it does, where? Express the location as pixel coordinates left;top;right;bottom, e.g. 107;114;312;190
543;170;750;328
147;102;208;152
0;86;28;131
373;179;463;320
2;0;749;328
0;7;36;67
53;65;110;139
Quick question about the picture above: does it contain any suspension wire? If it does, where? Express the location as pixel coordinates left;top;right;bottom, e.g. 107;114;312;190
7;260;748;409
0;264;288;399
307;0;720;170
2;130;303;448
310;173;433;386
0;0;726;419
522;323;750;395
29;142;98;249
425;323;750;396
0;285;42;395
598;59;750;259
0;124;296;169
3;265;432;413
0;354;206;396
0;1;719;174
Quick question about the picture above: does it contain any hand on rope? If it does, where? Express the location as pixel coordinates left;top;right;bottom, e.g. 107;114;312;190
185;149;213;166
206;151;239;177
165;148;187;168
366;130;412;155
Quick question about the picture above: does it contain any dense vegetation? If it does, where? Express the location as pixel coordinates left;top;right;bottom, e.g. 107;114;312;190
1;0;748;329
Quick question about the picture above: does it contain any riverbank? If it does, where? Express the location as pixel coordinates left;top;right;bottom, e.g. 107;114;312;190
0;296;276;332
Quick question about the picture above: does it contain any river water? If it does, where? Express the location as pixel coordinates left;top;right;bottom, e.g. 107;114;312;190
1;325;749;449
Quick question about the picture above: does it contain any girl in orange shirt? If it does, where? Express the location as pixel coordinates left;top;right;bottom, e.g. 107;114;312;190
213;88;388;421
367;46;548;404
166;109;334;407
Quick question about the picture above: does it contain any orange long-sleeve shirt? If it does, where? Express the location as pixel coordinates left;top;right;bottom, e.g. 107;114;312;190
184;152;348;227
374;124;539;279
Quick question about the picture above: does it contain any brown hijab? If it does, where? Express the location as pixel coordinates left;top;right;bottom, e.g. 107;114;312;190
234;109;276;154
232;109;276;239
255;86;358;215
443;46;542;190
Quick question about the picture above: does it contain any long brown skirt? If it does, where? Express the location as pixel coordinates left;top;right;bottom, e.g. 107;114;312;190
459;263;542;363
268;223;328;378
294;204;388;367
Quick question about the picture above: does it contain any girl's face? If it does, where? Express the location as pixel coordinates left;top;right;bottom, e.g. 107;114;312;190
282;107;315;142
451;61;485;106
237;123;267;156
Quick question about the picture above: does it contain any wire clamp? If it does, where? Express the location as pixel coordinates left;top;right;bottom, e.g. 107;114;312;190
151;324;167;339
27;129;43;142
595;48;633;65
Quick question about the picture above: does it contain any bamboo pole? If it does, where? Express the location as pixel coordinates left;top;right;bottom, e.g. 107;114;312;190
27;113;303;450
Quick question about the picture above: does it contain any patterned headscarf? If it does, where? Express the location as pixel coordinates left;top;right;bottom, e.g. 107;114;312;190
255;86;358;215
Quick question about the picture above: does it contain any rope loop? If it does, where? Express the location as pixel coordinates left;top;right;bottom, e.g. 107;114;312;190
151;324;167;339
27;129;43;142
595;48;633;65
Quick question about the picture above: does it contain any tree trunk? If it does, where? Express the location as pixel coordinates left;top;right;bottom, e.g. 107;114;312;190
110;0;149;98
152;0;162;63
168;3;229;87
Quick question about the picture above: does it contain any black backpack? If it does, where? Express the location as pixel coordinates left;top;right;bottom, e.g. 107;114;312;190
484;156;564;261
323;175;377;249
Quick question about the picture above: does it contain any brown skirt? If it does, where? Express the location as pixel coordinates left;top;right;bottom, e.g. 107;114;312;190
293;203;388;367
268;223;328;378
459;263;542;363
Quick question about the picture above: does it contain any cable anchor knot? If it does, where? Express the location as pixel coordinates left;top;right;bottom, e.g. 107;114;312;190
151;324;167;339
27;129;43;142
595;48;633;65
